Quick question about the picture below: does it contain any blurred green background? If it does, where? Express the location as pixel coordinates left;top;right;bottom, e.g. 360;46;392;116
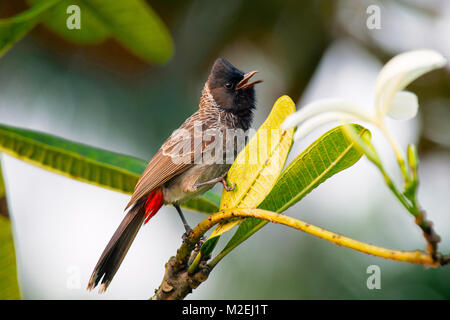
0;0;449;299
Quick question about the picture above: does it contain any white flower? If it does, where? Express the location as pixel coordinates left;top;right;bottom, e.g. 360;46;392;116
282;49;447;141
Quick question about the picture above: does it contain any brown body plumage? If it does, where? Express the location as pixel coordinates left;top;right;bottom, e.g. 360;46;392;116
87;58;262;292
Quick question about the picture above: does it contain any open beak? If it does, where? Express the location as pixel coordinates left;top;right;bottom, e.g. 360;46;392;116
236;71;263;90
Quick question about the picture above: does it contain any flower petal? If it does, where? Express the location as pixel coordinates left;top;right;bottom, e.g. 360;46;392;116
282;98;370;130
375;50;447;116
293;112;358;140
386;91;418;120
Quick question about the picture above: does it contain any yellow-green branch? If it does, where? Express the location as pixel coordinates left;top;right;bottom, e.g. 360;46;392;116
217;208;437;266
190;208;438;268
154;207;446;300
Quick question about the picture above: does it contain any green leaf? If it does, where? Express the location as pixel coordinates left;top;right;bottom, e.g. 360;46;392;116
27;0;109;44
196;96;296;262
0;0;60;57
0;123;146;194
342;123;380;166
404;144;418;200
0;158;8;219
82;0;173;63
182;191;220;215
215;124;369;263
0;158;21;300
1;0;173;63
0;216;20;300
0;123;218;214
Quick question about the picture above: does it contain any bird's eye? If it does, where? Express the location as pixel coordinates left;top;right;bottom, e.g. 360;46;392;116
224;82;233;89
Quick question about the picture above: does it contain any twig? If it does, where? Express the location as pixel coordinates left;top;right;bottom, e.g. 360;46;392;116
152;208;445;300
151;214;224;300
343;125;442;265
415;210;441;261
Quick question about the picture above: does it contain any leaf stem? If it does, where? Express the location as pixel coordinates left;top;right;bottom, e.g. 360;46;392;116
377;165;418;216
379;124;411;184
342;122;442;262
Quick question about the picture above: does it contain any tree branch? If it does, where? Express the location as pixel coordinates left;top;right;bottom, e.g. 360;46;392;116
151;208;448;300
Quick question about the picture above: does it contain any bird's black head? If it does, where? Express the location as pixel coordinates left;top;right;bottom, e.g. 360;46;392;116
207;58;262;129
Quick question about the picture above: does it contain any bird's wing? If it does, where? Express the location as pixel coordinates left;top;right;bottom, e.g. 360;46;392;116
125;112;220;210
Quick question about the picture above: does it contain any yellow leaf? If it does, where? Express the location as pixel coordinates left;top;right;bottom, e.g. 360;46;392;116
210;95;296;238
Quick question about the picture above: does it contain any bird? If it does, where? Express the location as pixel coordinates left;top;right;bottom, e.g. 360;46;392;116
87;58;262;292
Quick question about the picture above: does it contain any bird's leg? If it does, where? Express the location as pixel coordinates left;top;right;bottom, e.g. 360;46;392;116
174;205;205;247
175;205;192;240
194;172;235;192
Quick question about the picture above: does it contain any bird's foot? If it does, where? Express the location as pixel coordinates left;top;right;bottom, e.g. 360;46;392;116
182;229;205;249
221;174;235;192
182;226;193;242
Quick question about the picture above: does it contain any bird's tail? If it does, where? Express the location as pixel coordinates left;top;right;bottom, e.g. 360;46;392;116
87;188;164;293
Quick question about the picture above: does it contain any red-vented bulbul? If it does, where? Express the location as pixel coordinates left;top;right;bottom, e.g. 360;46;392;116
87;58;262;292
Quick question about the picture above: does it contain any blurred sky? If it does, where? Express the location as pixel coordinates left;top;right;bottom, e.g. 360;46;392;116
0;0;449;299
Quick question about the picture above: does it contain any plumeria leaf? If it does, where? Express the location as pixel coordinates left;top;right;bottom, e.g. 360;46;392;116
219;95;296;211
214;124;369;263
342;123;379;166
198;95;296;260
404;144;419;199
1;0;174;63
0;158;21;299
26;0;110;43
0;0;60;57
182;191;220;215
0;215;21;300
0;123;217;214
387;91;418;120
62;0;174;63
